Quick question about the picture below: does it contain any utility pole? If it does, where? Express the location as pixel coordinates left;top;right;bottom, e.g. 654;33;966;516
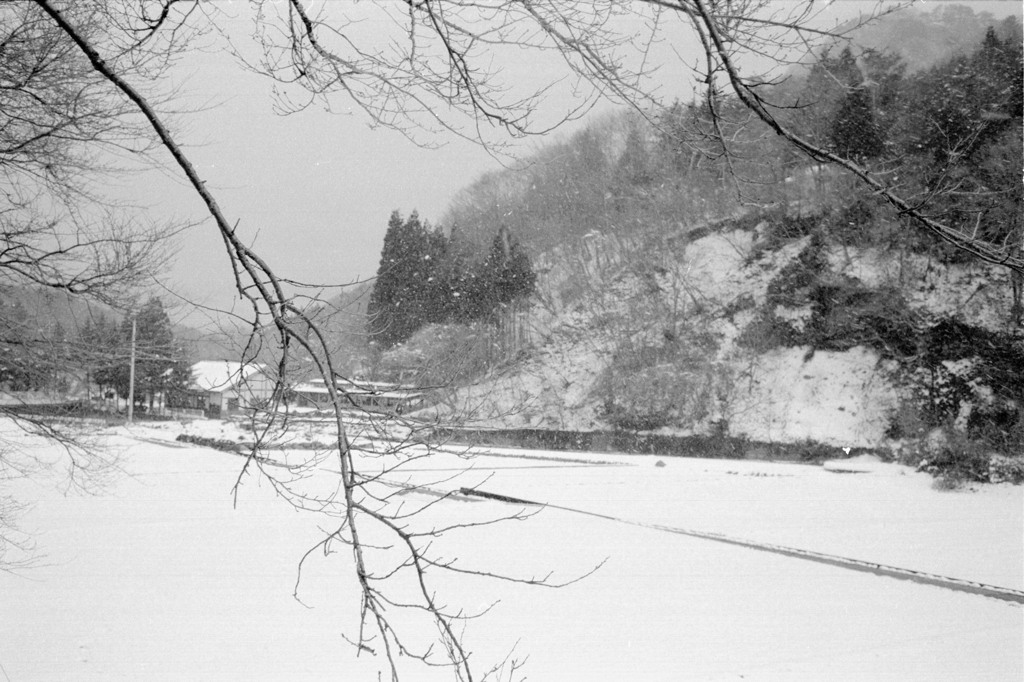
127;316;136;423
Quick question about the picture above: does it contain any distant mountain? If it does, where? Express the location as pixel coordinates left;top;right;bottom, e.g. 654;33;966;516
0;285;118;334
0;284;241;364
838;4;1020;71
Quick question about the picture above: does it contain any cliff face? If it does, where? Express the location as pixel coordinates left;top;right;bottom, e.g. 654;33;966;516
443;213;1019;452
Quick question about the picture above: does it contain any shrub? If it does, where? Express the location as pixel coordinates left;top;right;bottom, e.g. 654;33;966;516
806;282;917;357
988;455;1024;485
765;237;829;308
722;292;756;321
602;403;673;432
735;310;802;351
912;428;992;488
598;362;712;432
745;210;823;261
897;318;1024;455
740;239;917;357
596;327;722;432
825;198;884;246
885;399;930;441
377;321;496;386
797;439;841;462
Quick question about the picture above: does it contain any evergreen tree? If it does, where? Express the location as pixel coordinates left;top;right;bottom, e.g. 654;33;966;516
436;224;474;322
796;46;864;148
111;298;186;410
79;313;122;399
891;27;1023;250
453;227;536;322
0;299;33;390
368;210;448;348
617;118;655;188
830;85;884;161
484;227;536;307
859;48;906;155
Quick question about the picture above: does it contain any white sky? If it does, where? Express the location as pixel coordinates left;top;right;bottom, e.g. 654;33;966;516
120;1;1018;327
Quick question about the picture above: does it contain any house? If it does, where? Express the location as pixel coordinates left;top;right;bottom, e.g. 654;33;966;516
290;378;431;414
171;361;276;417
290;379;332;410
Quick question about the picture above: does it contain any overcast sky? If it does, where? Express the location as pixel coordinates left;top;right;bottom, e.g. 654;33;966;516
132;5;621;326
124;1;1018;328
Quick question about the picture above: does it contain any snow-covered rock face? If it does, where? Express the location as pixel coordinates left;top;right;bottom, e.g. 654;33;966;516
442;221;1016;450
726;346;899;447
828;246;1015;331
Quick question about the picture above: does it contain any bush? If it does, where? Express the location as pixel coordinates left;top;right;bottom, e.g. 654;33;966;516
806;282;917;357
904;428;1000;488
377;321;496;386
722;292;756;321
797;439;842;463
598;362;711;432
745;209;824;261
735;310;802;352
885;399;930;441
921;441;991;486
897;318;1024;454
764;237;829;308
740;237;917;357
824;198;889;247
602;403;673;432
988;455;1024;485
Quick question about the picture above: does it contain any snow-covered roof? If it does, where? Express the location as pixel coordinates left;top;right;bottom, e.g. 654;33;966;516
290;381;424;399
292;382;329;394
190;361;265;393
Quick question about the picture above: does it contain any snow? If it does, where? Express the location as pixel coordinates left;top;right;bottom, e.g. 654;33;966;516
2;420;1021;681
726;346;900;446
189;360;265;392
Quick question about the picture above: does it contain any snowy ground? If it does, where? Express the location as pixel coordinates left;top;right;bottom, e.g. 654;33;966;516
2;419;1021;681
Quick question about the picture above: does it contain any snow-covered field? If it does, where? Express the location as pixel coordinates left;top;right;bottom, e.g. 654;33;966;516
2;419;1021;681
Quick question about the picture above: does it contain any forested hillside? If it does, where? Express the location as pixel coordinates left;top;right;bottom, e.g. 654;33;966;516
439;9;1021;259
351;7;1023;485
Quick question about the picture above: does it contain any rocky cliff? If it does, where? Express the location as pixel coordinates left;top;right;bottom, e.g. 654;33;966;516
438;209;1020;463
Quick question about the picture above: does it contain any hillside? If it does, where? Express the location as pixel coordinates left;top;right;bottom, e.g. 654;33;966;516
358;6;1021;488
430;206;1018;459
335;5;1024;488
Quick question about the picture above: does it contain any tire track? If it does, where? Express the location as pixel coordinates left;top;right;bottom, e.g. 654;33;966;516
457;487;1024;606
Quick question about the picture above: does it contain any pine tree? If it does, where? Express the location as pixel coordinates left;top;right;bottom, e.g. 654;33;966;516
112;297;185;410
0;299;33;390
486;227;536;307
797;46;865;148
455;227;536;323
79;313;121;400
889;28;1023;253
368;211;412;347
830;86;884;161
368;210;448;348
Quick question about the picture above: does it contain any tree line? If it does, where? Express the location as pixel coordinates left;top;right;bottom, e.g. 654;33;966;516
443;20;1022;275
0;295;191;411
367;210;536;348
781;24;1022;248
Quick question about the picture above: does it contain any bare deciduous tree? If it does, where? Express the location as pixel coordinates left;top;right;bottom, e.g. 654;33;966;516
0;2;176;302
0;2;185;569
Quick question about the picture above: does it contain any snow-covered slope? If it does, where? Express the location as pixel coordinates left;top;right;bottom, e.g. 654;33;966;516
435;217;1019;455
